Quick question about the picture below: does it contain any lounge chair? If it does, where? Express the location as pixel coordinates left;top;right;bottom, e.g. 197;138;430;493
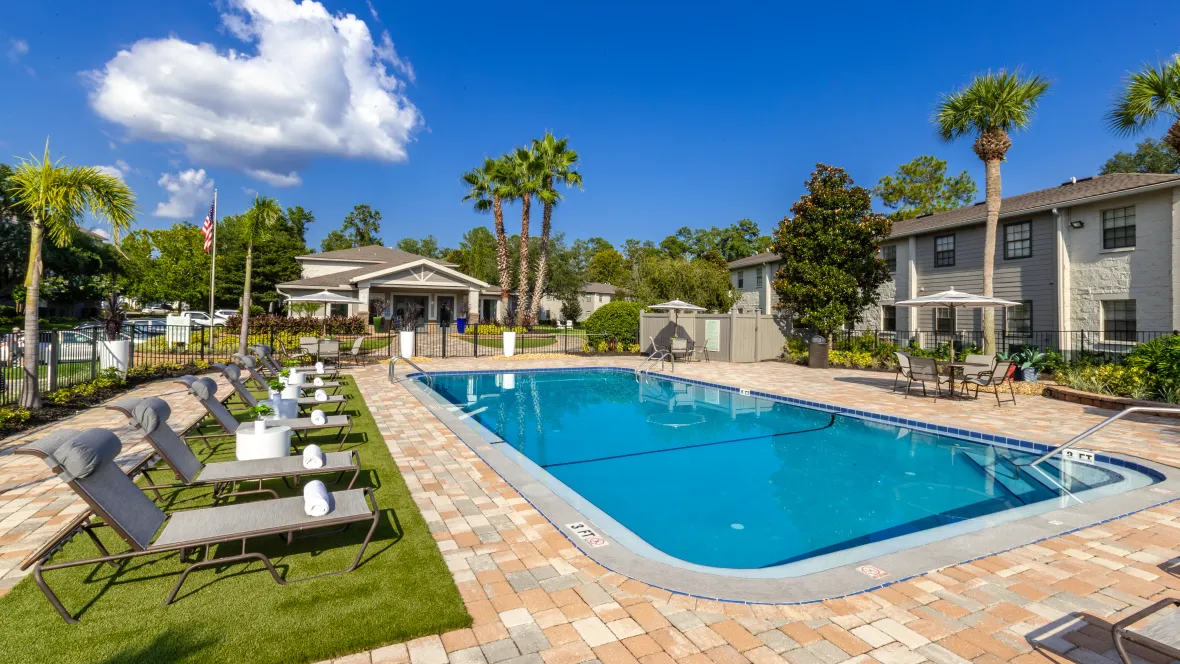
213;364;347;412
341;336;371;366
176;376;353;450
252;344;338;378
892;352;914;393
16;427;379;623
106;396;360;500
960;360;1017;406
233;353;342;394
1112;598;1180;664
904;357;953;400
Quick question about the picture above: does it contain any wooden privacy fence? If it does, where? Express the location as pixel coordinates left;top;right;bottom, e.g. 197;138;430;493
639;311;788;362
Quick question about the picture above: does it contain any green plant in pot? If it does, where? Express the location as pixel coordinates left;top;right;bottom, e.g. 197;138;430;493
244;403;274;419
266;378;284;395
999;346;1049;382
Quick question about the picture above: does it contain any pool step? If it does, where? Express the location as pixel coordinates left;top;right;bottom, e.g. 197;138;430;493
958;447;1060;505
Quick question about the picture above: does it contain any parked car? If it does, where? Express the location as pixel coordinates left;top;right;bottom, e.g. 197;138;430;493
141;303;171;315
182;311;214;327
212;309;239;325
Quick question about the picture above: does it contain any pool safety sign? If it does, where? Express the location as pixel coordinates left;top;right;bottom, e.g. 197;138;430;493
566;522;610;548
856;565;888;579
1060;448;1096;464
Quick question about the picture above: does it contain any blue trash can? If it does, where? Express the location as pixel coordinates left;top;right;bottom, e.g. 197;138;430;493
456;318;467;334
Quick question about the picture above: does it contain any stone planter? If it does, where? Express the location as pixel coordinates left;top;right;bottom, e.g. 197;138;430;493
1043;384;1180;417
399;331;415;358
503;331;517;357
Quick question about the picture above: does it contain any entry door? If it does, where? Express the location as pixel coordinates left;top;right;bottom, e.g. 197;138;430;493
482;299;496;323
437;296;455;327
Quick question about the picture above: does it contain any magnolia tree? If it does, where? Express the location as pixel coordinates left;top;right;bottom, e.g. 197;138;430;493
772;164;892;338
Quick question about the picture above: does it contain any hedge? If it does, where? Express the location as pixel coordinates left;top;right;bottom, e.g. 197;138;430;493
584;301;643;341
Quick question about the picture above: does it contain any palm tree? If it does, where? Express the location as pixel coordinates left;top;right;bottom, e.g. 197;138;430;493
462;158;512;323
504;146;544;326
935;70;1050;355
1107;55;1180;153
9;139;136;408
237;195;282;355
528;133;582;323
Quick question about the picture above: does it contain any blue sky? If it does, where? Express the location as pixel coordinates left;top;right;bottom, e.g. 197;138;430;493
2;1;1179;250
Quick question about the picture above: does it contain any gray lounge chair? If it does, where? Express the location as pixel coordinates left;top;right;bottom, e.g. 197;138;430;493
213;363;346;412
106;396;360;501
341;336;371;366
252;344;340;379
176;376;353;450
233;353;342;394
960;360;1017;406
15;427;379;623
1113;598;1180;664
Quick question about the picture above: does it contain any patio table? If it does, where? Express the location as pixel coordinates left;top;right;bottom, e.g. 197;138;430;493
938;361;968;400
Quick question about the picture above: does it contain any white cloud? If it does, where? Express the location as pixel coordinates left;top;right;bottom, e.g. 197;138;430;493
87;0;422;187
154;168;213;219
95;165;126;182
90;227;111;240
245;168;302;187
8;38;28;62
366;0;379;20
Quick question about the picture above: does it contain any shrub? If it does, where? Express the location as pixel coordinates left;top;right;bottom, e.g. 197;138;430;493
1055;364;1153;400
0;406;31;428
1126;334;1180;395
584;301;643;342
466;324;526;336
224;314;366;336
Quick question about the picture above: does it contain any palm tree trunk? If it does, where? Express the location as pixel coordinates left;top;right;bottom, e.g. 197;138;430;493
530;195;554;323
982;157;1002;356
1166;120;1180;155
492;194;510;324
238;244;254;355
515;194;532;326
19;218;44;409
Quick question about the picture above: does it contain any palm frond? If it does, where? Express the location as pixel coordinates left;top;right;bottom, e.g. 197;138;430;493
1106;55;1180;136
934;70;1051;142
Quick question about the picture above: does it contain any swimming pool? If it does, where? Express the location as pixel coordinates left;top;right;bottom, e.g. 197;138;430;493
413;368;1167;589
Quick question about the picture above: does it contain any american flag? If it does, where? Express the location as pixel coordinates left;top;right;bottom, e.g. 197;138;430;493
200;200;215;253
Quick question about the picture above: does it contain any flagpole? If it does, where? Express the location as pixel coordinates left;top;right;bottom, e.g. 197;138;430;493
208;189;218;317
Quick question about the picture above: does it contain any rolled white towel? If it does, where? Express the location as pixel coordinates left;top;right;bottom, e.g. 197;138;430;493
303;444;325;469
309;408;327;426
315;361;324;374
313;376;324;387
303;480;331;516
314;388;328;402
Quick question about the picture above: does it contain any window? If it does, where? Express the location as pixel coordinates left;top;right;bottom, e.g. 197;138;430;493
1005;301;1033;336
1004;221;1032;259
329;303;348;317
1103;300;1137;342
737;271;744;289
1102;206;1136;249
882;305;897;332
755;266;763;285
934;234;955;267
934;307;954;333
882;245;897;272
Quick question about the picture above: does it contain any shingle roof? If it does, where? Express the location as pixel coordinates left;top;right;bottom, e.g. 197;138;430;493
297;244;456;267
277;264;382;289
727;251;779;269
583;282;617;294
889;172;1180;238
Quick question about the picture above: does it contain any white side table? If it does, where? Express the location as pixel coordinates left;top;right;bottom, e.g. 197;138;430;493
235;424;292;461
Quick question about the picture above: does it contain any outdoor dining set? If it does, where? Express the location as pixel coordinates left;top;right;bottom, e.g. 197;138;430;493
892;352;1018;406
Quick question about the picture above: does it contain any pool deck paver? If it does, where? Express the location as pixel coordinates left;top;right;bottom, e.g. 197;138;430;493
4;357;1180;664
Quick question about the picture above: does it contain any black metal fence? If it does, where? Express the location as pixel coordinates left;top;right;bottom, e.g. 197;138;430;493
821;329;1175;362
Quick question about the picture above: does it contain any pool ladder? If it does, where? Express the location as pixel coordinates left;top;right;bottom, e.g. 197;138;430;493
1026;405;1180;468
389;355;434;388
636;348;673;378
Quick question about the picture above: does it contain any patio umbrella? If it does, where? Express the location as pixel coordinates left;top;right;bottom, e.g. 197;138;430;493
893;288;1020;347
647;300;706;340
283;290;363;335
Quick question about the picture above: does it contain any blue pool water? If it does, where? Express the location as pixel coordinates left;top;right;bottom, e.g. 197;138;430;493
423;370;1154;570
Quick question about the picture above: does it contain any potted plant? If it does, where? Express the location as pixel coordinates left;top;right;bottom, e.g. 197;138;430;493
398;302;423;358
1001;346;1049;382
244;403;275;434
98;290;131;376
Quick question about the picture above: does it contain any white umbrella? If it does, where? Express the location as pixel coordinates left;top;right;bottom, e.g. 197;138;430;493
893;288;1020;345
284;290;363;335
647;300;706;341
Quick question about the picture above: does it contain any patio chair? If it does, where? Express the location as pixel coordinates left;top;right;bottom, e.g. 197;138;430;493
233;353;342;394
299;337;319;362
317;339;341;364
960;360;1017;406
106;396;361;502
904;356;953;400
15;427;379;623
669;338;690;361
892;352;914;393
961;353;997;381
176;376;353;450
212;364;348;413
341;336;371;366
1112;598;1180;664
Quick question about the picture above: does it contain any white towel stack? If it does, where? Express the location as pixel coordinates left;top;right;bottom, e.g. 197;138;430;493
315;361;324;374
314;388;328;402
302;444;325;469
309;408;328;426
313;376;324;386
303;480;331;516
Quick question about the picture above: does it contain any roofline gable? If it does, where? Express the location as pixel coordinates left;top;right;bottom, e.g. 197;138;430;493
349;258;491;289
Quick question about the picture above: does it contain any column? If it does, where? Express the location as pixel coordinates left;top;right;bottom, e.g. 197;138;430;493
906;236;919;334
1173;189;1180;330
357;284;370;318
468;288;479;321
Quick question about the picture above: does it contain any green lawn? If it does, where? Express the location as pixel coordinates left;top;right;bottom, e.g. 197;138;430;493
0;377;471;664
473;335;569;350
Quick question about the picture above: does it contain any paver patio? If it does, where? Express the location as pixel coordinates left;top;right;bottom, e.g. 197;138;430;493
5;357;1180;664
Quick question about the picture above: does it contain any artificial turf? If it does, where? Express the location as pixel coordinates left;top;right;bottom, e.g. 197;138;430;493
0;375;472;664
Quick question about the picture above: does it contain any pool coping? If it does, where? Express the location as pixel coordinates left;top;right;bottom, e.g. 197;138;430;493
400;366;1180;604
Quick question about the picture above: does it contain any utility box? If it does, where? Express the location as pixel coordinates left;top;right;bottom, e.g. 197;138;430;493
808;335;829;369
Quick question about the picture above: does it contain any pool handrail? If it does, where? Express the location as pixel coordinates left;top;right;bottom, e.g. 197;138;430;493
636;348;673;377
389;355;433;388
1027;405;1180;468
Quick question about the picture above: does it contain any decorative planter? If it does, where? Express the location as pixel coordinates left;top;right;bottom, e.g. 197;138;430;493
399;331;415;358
503;331;517;357
236;424;291;461
269;397;299;420
100;339;131;376
254;419;266;434
287;369;304;387
1018;367;1038;382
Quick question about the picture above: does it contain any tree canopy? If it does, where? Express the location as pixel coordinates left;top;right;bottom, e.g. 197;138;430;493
320;204;383;252
772;164;892;335
396;235;448;259
873;155;977;220
657;220;770;262
1100;136;1180;174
